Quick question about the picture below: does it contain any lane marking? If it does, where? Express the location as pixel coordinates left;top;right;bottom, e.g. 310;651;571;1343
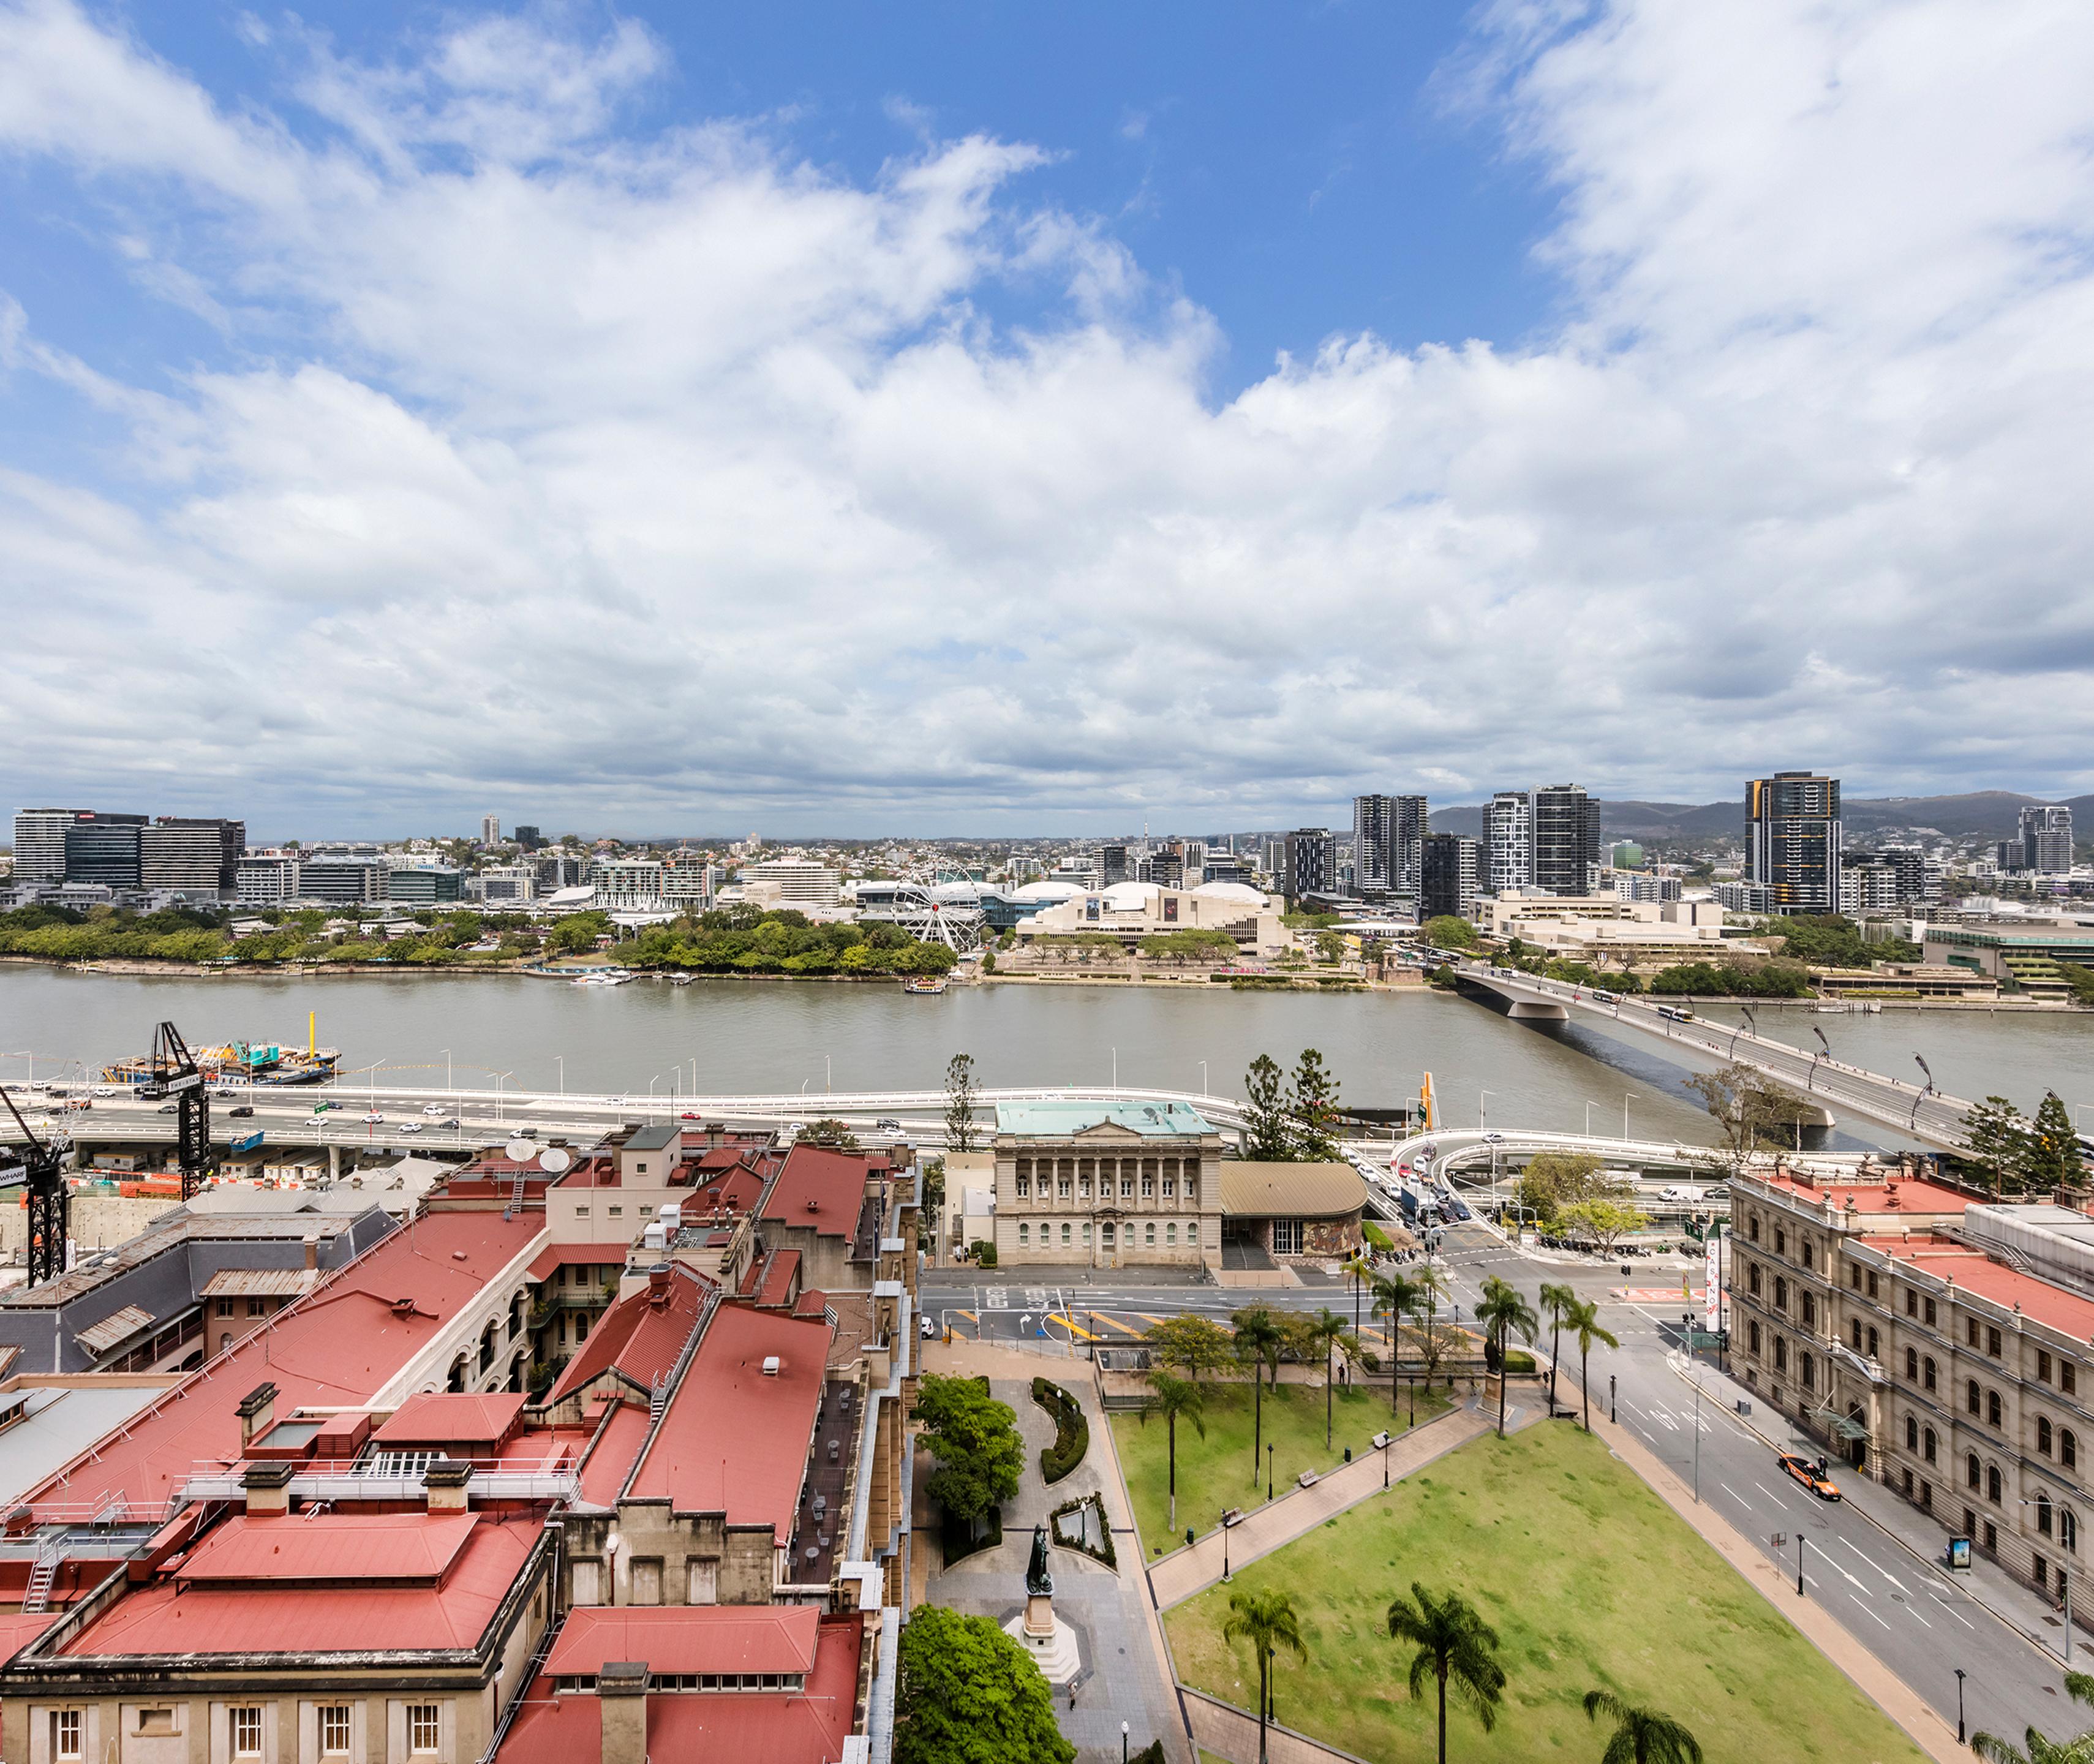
1929;1593;1978;1631
1850;1593;1893;1631
1720;1482;1753;1511
1754;1481;1793;1510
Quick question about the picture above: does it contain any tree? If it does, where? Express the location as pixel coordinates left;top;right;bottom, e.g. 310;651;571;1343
1137;1372;1206;1534
1371;1270;1428;1417
1222;1589;1308;1764
915;1375;1023;1528
1682;1062;1813;1173
1231;1308;1284;1486
1421;914;1479;951
1538;1281;1578;1413
1553;1197;1651;1256
1307;1307;1352;1448
1145;1314;1235;1384
1563;1298;1621;1431
2027;1091;2082;1191
1290;1049;1343;1161
1244;1054;1293;1160
918;1158;946;1248
1581;1689;1704;1764
1516;1151;1607;1224
1474;1276;1537;1438
1962;1095;2035;1196
895;1604;1076;1764
798;1118;861;1150
1385;1583;1505;1764
944;1054;981;1155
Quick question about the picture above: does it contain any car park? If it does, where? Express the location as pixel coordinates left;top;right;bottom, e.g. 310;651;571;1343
1777;1453;1842;1501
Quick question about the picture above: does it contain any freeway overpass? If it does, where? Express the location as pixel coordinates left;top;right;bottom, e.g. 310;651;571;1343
1451;963;1975;1152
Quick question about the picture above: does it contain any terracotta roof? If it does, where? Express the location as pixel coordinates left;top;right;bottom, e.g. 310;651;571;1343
374;1393;529;1450
758;1145;875;1237
1755;1173;1972;1216
548;1265;711;1408
627;1305;828;1540
1860;1235;2094;1339
683;1166;766;1218
494;1614;861;1764
0;1610;58;1664
548;1605;819;1676
23;1209;546;1515
176;1511;480;1583
528;1244;623;1280
574;1402;653;1509
62;1515;542;1659
1218;1161;1366;1219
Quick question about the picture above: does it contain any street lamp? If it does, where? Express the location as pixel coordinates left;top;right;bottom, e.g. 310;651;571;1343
1954;1668;1967;1745
1121;1722;1129;1764
1480;1088;1494;1133
1221;1510;1230;1581
1267;1441;1274;1502
556;1054;564;1096
439;1049;452;1098
1111;1047;1118;1090
1809;1025;1831;1090
1911;1054;1934;1130
1623;1094;1635;1141
1730;1005;1757;1060
1199;1060;1208;1096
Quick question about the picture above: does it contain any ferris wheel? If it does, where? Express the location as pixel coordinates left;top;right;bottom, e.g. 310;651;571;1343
883;883;986;953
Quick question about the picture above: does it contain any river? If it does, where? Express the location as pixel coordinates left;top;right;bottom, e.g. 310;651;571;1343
5;967;2092;1150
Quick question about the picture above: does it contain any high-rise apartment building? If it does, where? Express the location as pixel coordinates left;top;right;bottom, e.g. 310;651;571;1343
480;814;501;846
141;817;244;894
1482;791;1532;895
1746;771;1842;911
10;809;83;883
1141;849;1185;890
235;854;299;905
1099;845;1129;887
1393;795;1429;895
513;824;543;851
62;812;147;888
2021;805;2075;875
1282;829;1336;903
1531;785;1602;895
1419;834;1482;919
1351;796;1392;895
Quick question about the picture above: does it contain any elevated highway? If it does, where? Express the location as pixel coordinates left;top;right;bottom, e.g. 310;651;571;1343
1451;963;1974;1152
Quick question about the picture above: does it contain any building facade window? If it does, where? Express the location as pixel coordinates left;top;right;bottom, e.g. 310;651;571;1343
1924;1427;1937;1463
2041;1417;2054;1456
1988;1390;2003;1428
1905;1415;1919;1451
1905;1348;1918;1380
2066;1430;2079;1470
1968;1380;1981;1416
1988;1464;2003;1505
1750;1263;1763;1296
53;1712;81;1762
1925;1357;1938;1392
2066;1509;2080;1553
320;1709;351;1755
407;1708;441;1755
1019;1223;1030;1245
232;1709;263;1758
1801;1352;1815;1390
1967;1453;1981;1490
1748;1321;1761;1354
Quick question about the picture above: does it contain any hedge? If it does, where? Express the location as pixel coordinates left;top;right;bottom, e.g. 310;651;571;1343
1033;1376;1090;1483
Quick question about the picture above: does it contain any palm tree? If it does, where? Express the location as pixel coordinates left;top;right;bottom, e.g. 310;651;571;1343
1474;1277;1537;1438
1538;1281;1578;1412
1231;1308;1283;1485
1563;1297;1621;1431
1137;1371;1206;1534
1222;1589;1309;1764
1410;1261;1453;1385
1371;1270;1424;1420
1344;1253;1375;1335
1582;1689;1704;1764
1306;1306;1351;1448
1385;1581;1505;1764
1972;1672;2094;1763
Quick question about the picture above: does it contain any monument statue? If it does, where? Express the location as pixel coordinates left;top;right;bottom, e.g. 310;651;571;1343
1025;1521;1053;1596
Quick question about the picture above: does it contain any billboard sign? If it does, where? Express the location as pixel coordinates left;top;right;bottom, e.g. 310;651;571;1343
1705;1222;1722;1332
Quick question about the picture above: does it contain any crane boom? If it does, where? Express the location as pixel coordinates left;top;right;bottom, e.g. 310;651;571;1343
1;1084;72;1285
140;1022;213;1200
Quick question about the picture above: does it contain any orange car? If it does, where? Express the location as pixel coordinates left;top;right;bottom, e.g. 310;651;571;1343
1777;1453;1843;1502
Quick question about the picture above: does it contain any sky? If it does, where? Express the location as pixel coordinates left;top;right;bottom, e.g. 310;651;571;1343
2;2;2093;840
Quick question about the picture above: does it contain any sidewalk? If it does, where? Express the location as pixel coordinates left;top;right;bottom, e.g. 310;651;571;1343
1147;1401;1493;1608
1581;1384;1965;1764
1181;1688;1374;1764
1671;1354;2087;1668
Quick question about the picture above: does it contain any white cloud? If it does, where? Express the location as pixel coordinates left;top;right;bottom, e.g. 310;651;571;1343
1;0;2093;835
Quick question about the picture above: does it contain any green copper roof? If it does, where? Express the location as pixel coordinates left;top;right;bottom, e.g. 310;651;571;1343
994;1099;1215;1137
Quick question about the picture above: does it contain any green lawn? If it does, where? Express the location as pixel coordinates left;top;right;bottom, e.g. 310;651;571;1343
1112;1376;1447;1556
1163;1422;1926;1764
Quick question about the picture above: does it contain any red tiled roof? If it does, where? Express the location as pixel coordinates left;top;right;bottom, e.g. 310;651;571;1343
684;1166;766;1217
745;1250;800;1308
574;1403;653;1509
374;1393;529;1450
758;1145;875;1237
1757;1174;1972;1215
548;1605;819;1676
529;1244;625;1280
793;1289;827;1319
1861;1235;2094;1338
627;1305;829;1539
62;1516;541;1658
495;1615;861;1764
24;1210;546;1515
176;1511;479;1583
548;1265;712;1408
0;1611;58;1664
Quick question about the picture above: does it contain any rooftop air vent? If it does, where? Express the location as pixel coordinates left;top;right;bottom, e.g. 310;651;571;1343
762;1355;781;1377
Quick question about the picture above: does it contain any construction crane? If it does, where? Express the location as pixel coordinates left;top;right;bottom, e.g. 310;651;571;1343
1;1085;73;1285
138;1021;212;1199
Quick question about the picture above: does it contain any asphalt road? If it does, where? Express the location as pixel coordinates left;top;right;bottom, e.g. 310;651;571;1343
922;1231;2077;1747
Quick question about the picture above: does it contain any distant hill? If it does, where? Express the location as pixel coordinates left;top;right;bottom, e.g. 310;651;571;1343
1422;790;2090;845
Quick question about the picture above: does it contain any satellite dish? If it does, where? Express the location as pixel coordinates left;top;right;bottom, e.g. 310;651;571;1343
505;1137;535;1163
538;1147;573;1174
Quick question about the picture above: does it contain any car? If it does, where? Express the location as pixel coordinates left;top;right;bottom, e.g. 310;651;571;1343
1480;1131;1504;1144
438;1117;461;1129
1704;1183;1730;1200
92;1085;115;1098
212;1087;238;1099
363;1111;385;1124
876;1118;903;1131
156;1102;178;1115
228;1105;255;1118
400;1121;423;1134
919;1314;937;1339
1777;1453;1842;1501
681;1111;702;1120
421;1104;445;1117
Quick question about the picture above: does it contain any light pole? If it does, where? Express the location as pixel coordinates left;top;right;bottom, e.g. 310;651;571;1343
1121;1722;1129;1764
1954;1668;1967;1745
1267;1441;1273;1502
1623;1094;1635;1141
1199;1060;1208;1096
1585;1100;1596;1137
1111;1047;1118;1090
556;1055;564;1096
1911;1054;1934;1130
1221;1510;1230;1581
825;1054;831;1094
1809;1025;1831;1091
495;1069;511;1124
439;1049;452;1098
1480;1088;1494;1133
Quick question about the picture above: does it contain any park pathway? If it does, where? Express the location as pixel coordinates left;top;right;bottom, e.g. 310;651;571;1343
1146;1399;1494;1609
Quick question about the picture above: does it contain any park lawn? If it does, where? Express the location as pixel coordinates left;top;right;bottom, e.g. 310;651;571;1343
1163;1421;1927;1764
1112;1376;1447;1557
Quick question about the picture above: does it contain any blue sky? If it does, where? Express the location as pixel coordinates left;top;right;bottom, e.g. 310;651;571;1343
2;1;2093;838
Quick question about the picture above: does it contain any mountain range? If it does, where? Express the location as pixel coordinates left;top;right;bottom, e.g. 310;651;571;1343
1423;791;2090;844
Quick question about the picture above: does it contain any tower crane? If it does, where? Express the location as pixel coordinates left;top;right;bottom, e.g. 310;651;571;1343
1;1085;73;1285
138;1021;212;1199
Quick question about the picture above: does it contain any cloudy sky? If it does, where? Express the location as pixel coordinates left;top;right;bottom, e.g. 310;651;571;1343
2;1;2092;839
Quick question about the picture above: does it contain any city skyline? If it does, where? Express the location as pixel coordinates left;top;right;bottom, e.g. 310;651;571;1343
2;4;2093;831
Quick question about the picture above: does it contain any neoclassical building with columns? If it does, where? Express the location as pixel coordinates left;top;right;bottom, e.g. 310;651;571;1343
990;1100;1222;1270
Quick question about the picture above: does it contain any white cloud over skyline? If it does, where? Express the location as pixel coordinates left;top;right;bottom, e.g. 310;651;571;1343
2;0;2093;835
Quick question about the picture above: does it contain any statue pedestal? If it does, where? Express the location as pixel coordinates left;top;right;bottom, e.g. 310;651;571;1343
1004;1599;1082;1684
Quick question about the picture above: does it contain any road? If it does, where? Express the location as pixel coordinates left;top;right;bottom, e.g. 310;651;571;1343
922;1231;2077;1747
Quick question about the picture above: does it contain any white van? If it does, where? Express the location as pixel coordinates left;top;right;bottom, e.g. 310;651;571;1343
1657;1183;1708;1204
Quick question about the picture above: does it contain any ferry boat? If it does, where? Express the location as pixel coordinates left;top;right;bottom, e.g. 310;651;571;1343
571;970;635;987
903;976;949;995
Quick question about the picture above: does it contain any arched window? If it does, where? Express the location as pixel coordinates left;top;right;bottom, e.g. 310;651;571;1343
1987;1464;2003;1505
1924;1357;1938;1392
1988;1389;2003;1428
1802;1238;1814;1270
446;1355;467;1393
1750;1263;1763;1295
1905;1415;1919;1450
1801;1352;1815;1390
1748;1320;1761;1354
1968;1379;1981;1415
1851;1320;1862;1351
2065;1430;2079;1471
1775;1337;1789;1371
2040;1418;2054;1456
1774;1277;1789;1311
2064;1509;2079;1553
2038;1493;2055;1536
1867;1327;1879;1359
1967;1453;1981;1490
1802;1292;1817;1329
1924;1427;1937;1463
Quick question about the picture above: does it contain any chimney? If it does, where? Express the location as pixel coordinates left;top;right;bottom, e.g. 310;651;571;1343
302;1234;320;1272
243;1460;296;1517
425;1458;473;1514
237;1382;279;1449
597;1662;649;1764
647;1267;672;1309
